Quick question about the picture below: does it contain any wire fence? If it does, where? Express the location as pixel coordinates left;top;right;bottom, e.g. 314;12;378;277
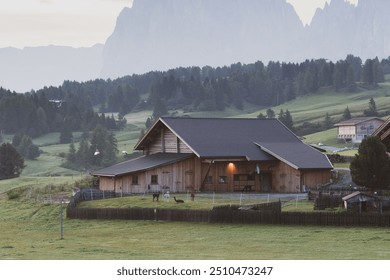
66;189;390;227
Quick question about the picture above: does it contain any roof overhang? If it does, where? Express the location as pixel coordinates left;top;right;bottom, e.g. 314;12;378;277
254;142;334;170
91;153;194;178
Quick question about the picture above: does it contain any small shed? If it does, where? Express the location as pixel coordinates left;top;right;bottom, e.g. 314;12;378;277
342;191;381;213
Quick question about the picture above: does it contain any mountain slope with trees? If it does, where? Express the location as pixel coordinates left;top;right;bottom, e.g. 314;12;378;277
1;55;390;174
1;55;390;139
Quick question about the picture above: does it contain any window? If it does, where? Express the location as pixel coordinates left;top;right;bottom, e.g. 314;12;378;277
234;174;255;181
219;176;228;184
206;176;213;184
151;175;158;184
132;175;139;185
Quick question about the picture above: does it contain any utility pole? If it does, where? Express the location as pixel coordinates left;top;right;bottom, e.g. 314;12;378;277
60;199;64;240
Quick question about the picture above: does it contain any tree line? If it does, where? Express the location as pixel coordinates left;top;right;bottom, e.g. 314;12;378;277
1;55;390;178
1;55;389;139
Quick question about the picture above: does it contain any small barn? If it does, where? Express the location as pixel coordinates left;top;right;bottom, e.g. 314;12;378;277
342;191;381;213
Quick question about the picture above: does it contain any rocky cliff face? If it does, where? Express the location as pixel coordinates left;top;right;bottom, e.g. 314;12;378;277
353;0;390;59
2;0;390;92
306;0;390;61
102;0;390;79
101;0;303;79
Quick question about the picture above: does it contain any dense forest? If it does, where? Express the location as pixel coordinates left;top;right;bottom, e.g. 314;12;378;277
1;55;390;140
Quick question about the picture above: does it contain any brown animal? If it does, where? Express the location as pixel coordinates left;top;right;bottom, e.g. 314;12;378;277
152;192;160;202
174;196;184;203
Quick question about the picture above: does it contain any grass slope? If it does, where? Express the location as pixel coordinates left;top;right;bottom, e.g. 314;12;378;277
238;84;390;125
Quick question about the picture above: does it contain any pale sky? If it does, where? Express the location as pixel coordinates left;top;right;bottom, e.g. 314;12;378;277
287;0;358;26
0;0;358;49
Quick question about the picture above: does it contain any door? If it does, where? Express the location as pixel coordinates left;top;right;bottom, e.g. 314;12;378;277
161;171;172;193
260;173;272;192
185;171;194;192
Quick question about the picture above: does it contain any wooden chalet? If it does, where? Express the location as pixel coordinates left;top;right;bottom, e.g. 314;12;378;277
334;117;385;144
373;117;390;152
92;117;333;193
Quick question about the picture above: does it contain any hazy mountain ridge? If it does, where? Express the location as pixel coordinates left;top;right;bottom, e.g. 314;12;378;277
0;44;103;92
101;0;303;78
307;0;390;60
1;0;390;93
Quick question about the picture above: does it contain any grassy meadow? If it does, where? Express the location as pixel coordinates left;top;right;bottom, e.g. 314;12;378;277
241;84;390;125
1;82;390;260
1;197;390;260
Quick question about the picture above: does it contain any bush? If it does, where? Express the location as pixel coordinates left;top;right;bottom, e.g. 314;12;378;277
6;188;24;200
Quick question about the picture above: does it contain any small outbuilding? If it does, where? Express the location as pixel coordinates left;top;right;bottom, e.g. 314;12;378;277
342;191;382;213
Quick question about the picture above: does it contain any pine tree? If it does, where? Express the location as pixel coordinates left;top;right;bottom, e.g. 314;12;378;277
102;132;118;167
323;113;333;130
364;98;378;117
76;138;91;170
350;136;390;190
0;143;25;179
283;110;294;132
343;107;352;120
59;126;73;144
67;142;77;164
266;108;275;119
278;109;294;132
346;65;356;92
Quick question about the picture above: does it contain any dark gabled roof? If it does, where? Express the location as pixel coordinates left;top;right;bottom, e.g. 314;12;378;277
161;117;290;160
255;141;333;170
91;153;193;177
334;117;384;127
136;117;333;170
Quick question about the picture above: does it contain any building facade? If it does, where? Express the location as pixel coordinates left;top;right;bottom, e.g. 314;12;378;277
92;117;333;193
334;117;385;144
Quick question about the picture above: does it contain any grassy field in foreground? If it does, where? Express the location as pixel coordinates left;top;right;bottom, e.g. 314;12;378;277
1;198;390;260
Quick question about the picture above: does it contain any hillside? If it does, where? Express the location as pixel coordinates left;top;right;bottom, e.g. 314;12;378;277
28;82;390;174
1;75;389;192
244;82;390;125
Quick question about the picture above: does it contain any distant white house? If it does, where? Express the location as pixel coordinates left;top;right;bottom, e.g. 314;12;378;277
334;117;385;144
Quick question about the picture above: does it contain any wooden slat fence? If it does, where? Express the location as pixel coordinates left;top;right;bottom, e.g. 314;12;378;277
67;190;390;227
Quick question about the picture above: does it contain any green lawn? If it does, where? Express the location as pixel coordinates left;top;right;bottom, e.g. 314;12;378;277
1;197;390;260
